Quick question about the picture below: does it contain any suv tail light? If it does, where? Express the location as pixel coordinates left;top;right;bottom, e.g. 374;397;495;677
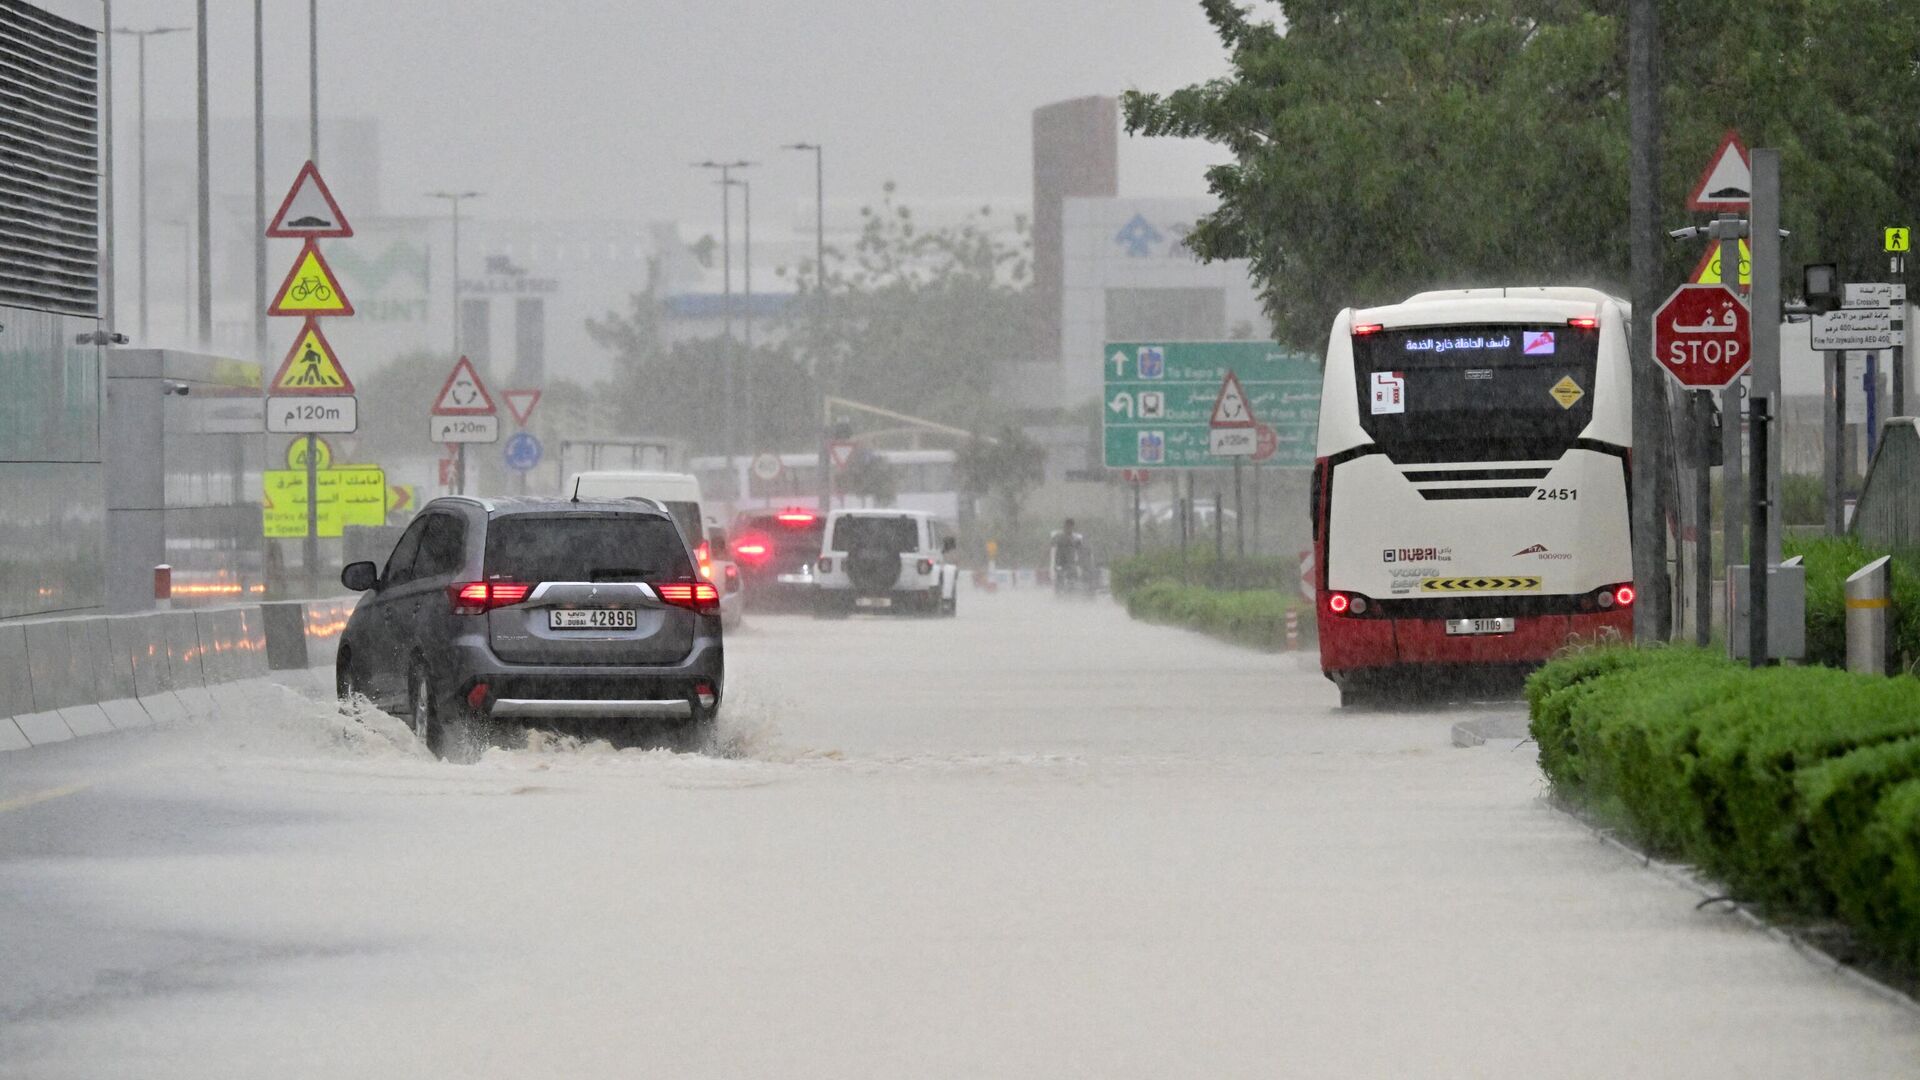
733;535;771;563
695;541;714;582
654;581;720;614
450;580;532;615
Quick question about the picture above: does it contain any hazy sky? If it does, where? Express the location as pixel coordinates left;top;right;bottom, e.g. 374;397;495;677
112;0;1235;234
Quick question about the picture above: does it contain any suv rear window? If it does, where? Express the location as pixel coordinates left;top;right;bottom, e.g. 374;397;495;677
740;513;825;552
485;514;693;583
832;515;919;551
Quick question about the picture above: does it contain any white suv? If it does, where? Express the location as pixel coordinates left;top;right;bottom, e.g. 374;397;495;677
813;509;959;617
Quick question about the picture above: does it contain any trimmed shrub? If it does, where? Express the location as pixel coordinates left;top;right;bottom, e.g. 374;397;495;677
1125;581;1311;652
1110;550;1301;599
1783;535;1920;670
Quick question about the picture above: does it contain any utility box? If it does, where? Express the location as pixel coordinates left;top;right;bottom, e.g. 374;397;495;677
1728;558;1807;662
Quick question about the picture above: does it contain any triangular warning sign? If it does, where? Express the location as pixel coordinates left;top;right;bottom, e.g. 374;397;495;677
829;440;856;469
432;356;497;416
1687;130;1752;212
1209;370;1257;429
269;240;354;316
267;318;355;395
503;388;542;426
1690;236;1753;289
266;160;353;238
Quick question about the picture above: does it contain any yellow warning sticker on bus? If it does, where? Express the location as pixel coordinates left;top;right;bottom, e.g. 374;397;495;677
1549;376;1584;410
1419;576;1542;593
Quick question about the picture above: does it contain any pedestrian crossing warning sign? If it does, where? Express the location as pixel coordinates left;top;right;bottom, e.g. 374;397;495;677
268;239;354;316
268;319;355;394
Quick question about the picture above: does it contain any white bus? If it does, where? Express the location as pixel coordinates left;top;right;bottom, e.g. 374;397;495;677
1312;286;1636;705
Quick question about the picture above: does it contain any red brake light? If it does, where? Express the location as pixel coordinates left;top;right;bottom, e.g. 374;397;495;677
733;535;771;562
776;512;816;524
654;581;721;614
1327;592;1351;614
1352;323;1383;336
449;580;531;614
1614;585;1636;607
1568;317;1600;329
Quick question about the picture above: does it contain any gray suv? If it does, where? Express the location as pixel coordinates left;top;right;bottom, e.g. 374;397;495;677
336;496;725;760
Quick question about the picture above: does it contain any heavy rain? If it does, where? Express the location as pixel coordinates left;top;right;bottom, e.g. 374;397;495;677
3;1;1920;1076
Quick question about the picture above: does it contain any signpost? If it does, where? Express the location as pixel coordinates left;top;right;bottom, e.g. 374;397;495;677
503;431;542;473
503;388;542;427
430;356;500;494
264;161;356;584
1686;130;1752;213
1102;341;1319;470
1812;307;1894;351
828;440;855;471
261;464;385;538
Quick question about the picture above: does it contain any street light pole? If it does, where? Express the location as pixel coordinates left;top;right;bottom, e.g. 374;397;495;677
113;26;186;344
428;192;481;496
694;160;752;492
194;0;210;347
783;142;828;513
253;2;265;364
725;176;756;468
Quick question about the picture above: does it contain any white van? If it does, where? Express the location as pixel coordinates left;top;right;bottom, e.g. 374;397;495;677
564;471;744;629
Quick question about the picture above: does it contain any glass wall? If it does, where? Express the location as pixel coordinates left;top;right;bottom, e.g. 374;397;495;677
0;305;105;620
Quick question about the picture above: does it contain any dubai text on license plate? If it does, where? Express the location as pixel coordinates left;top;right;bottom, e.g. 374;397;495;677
549;609;637;630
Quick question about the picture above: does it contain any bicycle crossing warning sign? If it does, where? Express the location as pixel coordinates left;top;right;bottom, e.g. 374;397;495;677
268;319;355;395
268;239;354;316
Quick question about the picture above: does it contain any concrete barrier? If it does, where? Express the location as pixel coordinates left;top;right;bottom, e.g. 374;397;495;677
1;598;351;753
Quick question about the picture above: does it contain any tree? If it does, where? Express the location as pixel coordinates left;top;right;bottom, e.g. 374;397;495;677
957;426;1047;537
587;261;815;454
1123;0;1920;347
782;183;1035;430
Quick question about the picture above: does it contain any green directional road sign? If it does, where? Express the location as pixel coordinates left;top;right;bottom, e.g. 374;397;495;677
1102;341;1320;469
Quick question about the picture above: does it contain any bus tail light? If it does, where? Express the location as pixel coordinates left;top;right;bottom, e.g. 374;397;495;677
1328;592;1370;616
1352;323;1383;336
1596;583;1635;609
1567;316;1600;330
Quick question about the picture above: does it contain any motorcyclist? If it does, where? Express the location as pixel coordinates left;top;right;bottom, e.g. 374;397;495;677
1049;519;1088;588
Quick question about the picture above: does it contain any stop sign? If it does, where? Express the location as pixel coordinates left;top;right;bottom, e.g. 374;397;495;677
1251;423;1279;463
1653;283;1751;389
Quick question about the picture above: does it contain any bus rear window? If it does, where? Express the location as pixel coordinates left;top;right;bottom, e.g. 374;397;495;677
1353;324;1599;462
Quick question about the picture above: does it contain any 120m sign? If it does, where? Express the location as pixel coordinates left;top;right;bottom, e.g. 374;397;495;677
266;394;357;433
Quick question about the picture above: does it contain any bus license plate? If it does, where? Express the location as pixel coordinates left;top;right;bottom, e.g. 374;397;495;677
549;609;637;630
1446;617;1514;636
854;596;893;609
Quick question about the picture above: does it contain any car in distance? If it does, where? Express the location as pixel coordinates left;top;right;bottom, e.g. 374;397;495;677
335;495;724;760
728;506;827;610
812;508;959;617
564;470;744;631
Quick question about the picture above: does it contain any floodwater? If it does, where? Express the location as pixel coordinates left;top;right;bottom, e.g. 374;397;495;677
2;589;1916;1078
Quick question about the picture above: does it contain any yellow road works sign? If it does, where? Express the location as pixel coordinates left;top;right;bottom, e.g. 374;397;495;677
1690;237;1751;288
1419;576;1542;594
1549;375;1585;410
269;239;355;316
269;319;356;394
262;465;386;538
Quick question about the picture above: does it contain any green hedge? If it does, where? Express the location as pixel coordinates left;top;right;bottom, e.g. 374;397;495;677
1783;535;1920;670
1529;647;1920;975
1110;550;1300;598
1125;580;1313;651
